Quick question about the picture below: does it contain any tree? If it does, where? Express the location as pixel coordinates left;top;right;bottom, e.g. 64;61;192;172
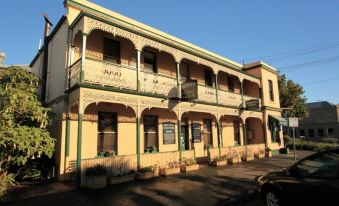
278;74;308;119
0;67;55;196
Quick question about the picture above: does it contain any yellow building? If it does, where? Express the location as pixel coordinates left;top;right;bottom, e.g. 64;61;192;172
30;0;286;186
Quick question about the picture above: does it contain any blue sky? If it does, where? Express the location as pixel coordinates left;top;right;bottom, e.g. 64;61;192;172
1;0;338;103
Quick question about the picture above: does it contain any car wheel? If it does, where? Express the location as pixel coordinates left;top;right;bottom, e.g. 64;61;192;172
265;189;283;206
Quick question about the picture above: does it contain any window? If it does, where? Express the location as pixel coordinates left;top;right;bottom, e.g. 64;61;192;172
203;119;213;147
204;69;213;87
143;50;156;73
103;37;120;63
143;115;158;152
318;129;324;138
309;129;315;138
227;76;234;92
97;112;117;156
192;123;201;143
270;121;280;143
295;151;339;179
180;62;189;83
163;122;175;145
299;129;305;137
234;121;240;145
268;80;274;101
328;128;334;137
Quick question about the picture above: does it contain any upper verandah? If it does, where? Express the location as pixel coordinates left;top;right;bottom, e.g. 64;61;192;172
64;0;268;83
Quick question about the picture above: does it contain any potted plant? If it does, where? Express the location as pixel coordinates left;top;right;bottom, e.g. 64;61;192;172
85;164;107;189
266;147;272;157
159;161;181;176
210;155;227;167
241;149;254;161
254;149;265;158
180;157;199;172
226;152;241;164
108;166;135;185
135;164;159;180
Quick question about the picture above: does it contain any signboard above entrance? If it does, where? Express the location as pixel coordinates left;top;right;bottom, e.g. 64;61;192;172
181;80;198;101
245;99;260;111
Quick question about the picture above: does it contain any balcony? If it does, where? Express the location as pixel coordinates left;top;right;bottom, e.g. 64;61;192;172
69;58;261;109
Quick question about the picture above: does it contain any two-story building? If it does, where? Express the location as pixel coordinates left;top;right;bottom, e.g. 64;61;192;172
30;0;285;186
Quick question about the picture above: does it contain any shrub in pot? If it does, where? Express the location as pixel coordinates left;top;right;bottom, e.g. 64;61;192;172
226;152;241;164
180;157;199;172
109;168;135;185
135;164;159;180
241;149;254;161
210;155;227;167
85;164;107;189
159;161;181;176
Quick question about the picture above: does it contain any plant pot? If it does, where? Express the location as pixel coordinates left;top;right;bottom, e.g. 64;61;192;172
241;155;254;162
228;157;241;164
254;153;265;159
86;175;107;189
211;160;227;167
266;151;272;157
135;171;159;180
159;167;181;176
180;164;199;172
108;174;135;185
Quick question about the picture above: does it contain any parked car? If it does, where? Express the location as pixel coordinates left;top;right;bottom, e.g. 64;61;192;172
255;148;339;206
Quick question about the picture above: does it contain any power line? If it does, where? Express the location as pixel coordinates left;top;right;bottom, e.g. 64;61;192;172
242;40;339;63
303;76;339;86
278;56;339;70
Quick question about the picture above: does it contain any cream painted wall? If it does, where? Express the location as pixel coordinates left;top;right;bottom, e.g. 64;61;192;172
141;108;178;153
246;118;264;144
220;116;244;147
46;21;68;102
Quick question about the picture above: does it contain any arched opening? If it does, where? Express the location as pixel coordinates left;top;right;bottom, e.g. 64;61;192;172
82;102;137;158
220;115;244;147
181;111;218;160
243;79;260;98
217;71;241;94
141;108;178;153
245;117;264;145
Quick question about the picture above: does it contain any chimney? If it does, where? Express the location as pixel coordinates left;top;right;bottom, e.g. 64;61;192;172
0;52;6;65
41;14;53;103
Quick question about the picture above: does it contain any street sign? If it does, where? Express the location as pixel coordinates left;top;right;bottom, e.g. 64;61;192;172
288;117;299;127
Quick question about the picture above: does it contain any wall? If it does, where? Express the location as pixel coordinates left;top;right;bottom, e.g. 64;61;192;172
46;21;68;102
220;116;244;147
246;118;264;144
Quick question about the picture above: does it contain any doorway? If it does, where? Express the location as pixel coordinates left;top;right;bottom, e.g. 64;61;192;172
181;124;189;150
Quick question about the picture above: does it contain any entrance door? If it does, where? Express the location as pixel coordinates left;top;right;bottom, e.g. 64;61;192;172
181;125;189;150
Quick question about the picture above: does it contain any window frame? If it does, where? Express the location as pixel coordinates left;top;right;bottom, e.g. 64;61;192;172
233;121;241;145
143;115;159;153
97;112;118;156
227;76;234;92
268;80;274;101
103;37;121;63
143;50;157;73
203;119;213;147
180;62;190;83
204;69;213;87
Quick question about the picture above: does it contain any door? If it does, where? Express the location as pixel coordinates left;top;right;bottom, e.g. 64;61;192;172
181;125;189;150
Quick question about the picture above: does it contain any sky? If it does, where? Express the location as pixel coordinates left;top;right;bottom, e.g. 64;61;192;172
1;0;339;103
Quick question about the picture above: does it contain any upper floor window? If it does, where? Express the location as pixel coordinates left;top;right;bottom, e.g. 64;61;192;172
268;80;274;101
103;37;120;63
227;76;234;92
143;50;157;73
180;62;189;83
204;69;213;87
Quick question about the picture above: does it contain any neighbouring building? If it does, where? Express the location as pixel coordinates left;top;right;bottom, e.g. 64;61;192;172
296;101;339;139
30;0;286;186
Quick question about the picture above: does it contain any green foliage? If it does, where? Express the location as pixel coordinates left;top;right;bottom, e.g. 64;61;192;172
0;171;15;197
85;164;107;177
284;136;337;151
278;74;308;119
0;67;55;196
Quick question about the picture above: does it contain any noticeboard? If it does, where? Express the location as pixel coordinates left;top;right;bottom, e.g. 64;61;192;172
163;122;175;144
245;99;260;110
181;80;198;101
288;117;299;127
191;123;201;143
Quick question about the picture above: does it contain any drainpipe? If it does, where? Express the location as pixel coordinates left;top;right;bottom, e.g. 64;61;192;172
41;14;53;103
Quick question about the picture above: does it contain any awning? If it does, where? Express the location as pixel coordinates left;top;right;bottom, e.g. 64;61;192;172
269;115;288;126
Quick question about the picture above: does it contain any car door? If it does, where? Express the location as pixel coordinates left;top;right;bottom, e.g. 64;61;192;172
291;149;339;205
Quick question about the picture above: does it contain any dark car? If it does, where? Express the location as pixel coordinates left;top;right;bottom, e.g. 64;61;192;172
256;148;339;206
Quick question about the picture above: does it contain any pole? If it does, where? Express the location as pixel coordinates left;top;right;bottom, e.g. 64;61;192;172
293;127;296;161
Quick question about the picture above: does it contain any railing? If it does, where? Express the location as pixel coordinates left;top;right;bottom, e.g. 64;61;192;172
69;59;81;88
140;151;179;168
84;58;138;90
140;71;177;97
197;85;217;103
80;154;137;187
218;89;243;107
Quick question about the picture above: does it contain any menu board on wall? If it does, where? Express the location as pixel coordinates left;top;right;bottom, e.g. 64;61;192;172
163;122;175;144
191;123;201;143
